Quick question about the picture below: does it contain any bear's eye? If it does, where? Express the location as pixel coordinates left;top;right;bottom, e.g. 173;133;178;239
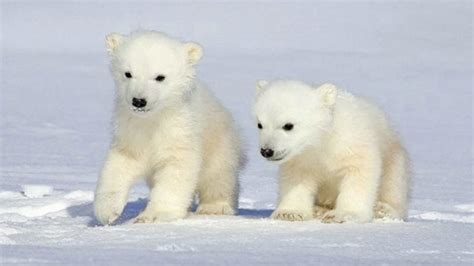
258;123;263;129
124;72;132;78
155;75;166;82
283;123;294;131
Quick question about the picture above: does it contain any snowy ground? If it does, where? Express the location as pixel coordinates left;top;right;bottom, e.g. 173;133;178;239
1;0;473;265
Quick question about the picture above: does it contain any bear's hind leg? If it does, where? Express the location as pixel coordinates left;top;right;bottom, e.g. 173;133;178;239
376;143;410;220
196;160;239;215
196;136;240;216
313;205;331;219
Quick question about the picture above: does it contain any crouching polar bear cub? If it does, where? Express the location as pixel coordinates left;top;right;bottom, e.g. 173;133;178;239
254;80;409;223
94;31;242;225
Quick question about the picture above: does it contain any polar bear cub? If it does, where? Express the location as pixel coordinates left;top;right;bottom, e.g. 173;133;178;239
94;31;242;225
254;80;409;223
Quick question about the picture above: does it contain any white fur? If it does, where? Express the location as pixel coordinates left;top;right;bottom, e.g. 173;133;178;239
94;31;242;225
254;80;409;223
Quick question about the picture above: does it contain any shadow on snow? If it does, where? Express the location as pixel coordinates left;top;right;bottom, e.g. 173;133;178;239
66;198;273;227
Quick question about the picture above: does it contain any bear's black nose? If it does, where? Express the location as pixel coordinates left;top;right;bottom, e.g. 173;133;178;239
132;98;147;108
260;148;274;158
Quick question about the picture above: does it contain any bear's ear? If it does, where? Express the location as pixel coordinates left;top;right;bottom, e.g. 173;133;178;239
315;83;338;106
106;33;124;55
184;42;203;65
256;80;269;94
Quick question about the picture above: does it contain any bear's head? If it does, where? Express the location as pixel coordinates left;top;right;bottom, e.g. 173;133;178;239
253;80;338;163
106;30;203;115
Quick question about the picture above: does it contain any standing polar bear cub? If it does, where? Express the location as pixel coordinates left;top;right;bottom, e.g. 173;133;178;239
254;80;409;223
94;31;242;225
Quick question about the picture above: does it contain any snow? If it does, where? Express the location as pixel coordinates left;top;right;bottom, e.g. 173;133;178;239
21;185;54;198
1;0;473;265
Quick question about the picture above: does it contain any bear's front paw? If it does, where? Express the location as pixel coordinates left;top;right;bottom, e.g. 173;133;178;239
94;191;127;225
271;209;312;221
196;202;236;216
321;210;371;223
134;208;187;223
